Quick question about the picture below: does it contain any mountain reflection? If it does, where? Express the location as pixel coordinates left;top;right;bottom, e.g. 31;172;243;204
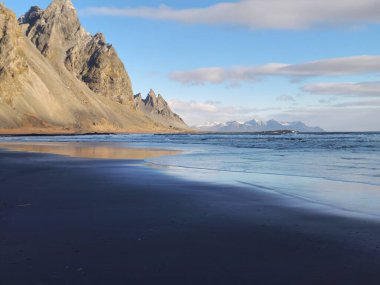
0;142;180;160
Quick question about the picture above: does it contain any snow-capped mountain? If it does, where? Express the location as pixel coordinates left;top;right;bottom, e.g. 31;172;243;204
196;119;324;132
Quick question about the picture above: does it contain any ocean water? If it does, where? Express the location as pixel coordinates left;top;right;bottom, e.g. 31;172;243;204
1;132;380;218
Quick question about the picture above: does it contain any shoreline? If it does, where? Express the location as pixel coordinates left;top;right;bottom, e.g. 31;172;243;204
0;142;182;160
0;129;199;136
1;131;379;137
1;149;380;284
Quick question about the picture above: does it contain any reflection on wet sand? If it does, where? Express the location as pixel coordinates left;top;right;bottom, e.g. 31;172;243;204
0;142;180;160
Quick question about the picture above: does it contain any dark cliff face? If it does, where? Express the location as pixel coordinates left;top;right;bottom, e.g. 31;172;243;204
21;0;85;57
19;0;134;107
64;32;134;105
134;90;188;130
18;6;42;27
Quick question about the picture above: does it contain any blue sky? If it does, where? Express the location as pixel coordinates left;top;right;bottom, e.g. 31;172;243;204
6;0;380;131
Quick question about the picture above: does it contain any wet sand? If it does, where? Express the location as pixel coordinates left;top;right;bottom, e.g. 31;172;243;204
0;142;181;160
1;149;380;284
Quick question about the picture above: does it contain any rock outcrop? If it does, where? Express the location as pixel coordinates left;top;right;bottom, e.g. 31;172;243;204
0;0;188;134
0;3;29;102
134;90;187;129
0;2;32;129
64;32;133;105
20;0;133;106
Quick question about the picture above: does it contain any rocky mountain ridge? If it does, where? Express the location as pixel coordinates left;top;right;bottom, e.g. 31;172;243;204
0;0;188;134
19;0;134;106
134;90;186;129
197;119;324;132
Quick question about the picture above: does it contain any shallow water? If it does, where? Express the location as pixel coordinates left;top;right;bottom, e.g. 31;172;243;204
0;142;180;160
1;132;380;217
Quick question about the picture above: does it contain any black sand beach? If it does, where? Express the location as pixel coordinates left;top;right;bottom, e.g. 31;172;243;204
1;149;380;284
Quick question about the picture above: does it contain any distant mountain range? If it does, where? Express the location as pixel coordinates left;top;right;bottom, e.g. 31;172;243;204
197;119;324;133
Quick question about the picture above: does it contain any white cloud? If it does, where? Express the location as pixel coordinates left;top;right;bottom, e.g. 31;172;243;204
170;56;380;85
332;100;380;107
276;95;296;102
168;99;380;131
303;81;380;97
168;99;279;126
274;106;380;131
81;0;380;30
169;100;220;113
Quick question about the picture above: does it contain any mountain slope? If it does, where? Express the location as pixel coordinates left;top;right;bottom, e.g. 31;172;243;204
197;119;324;132
0;1;188;134
20;0;134;106
134;90;187;129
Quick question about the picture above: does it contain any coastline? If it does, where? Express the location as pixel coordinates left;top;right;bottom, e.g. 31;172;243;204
0;142;182;160
1;130;379;137
0;128;199;136
1;149;380;284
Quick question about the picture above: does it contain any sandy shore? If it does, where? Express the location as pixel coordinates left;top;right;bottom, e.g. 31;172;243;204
0;142;181;160
1;149;380;284
0;129;197;136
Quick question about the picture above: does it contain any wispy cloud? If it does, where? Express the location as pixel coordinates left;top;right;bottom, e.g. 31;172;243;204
168;99;279;125
169;100;220;113
332;100;380;107
276;95;296;102
169;99;380;131
81;0;380;30
303;81;380;97
169;56;380;85
274;106;380;131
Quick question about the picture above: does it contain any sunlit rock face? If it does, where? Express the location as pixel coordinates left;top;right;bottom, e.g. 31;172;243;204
0;1;188;133
21;0;134;106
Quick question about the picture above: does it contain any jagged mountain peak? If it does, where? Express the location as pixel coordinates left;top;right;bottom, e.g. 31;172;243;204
20;0;133;106
47;0;75;11
157;94;166;102
148;89;157;98
134;93;142;99
0;1;188;133
19;6;42;25
134;91;187;130
20;0;86;58
50;0;74;5
145;89;158;107
43;0;79;26
19;1;76;26
93;32;106;44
